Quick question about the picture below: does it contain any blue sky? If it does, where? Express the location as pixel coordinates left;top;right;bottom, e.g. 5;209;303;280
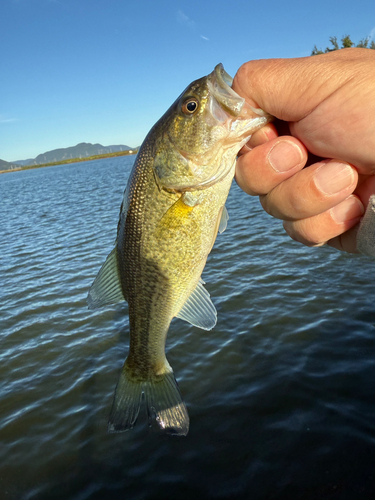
1;0;375;162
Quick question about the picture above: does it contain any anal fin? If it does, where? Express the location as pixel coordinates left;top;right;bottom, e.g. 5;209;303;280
176;278;217;330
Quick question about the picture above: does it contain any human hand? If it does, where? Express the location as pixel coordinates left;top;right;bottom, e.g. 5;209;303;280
232;48;375;253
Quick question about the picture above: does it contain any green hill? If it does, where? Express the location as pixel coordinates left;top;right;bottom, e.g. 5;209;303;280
0;159;22;172
14;142;135;166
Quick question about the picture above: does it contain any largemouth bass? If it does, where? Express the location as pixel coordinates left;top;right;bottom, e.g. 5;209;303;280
88;64;272;436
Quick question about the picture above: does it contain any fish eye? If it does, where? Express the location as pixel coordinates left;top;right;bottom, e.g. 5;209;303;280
181;98;199;115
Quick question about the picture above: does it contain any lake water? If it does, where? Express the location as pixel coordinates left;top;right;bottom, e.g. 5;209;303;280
1;155;375;500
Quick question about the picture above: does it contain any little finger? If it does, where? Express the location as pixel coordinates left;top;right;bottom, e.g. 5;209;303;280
283;195;364;247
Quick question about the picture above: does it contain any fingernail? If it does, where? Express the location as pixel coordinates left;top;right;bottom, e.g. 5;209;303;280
268;141;303;173
314;162;355;195
248;127;272;148
330;195;364;223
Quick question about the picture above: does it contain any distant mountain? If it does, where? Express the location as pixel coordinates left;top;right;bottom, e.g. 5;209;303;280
13;159;34;166
0;159;22;171
13;142;135;166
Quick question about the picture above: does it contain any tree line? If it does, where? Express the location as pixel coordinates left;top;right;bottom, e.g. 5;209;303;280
312;35;375;55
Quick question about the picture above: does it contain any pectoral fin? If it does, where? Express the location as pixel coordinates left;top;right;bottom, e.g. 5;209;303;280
209;205;229;253
87;247;126;309
158;195;194;229
176;278;217;330
218;205;229;234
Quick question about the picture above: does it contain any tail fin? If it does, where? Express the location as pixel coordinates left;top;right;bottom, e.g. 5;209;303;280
144;371;189;436
107;369;143;433
108;368;189;436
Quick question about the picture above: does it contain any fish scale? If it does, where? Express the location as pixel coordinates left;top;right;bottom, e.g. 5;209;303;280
87;64;273;435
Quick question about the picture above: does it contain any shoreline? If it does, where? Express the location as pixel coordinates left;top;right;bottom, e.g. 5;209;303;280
0;150;137;175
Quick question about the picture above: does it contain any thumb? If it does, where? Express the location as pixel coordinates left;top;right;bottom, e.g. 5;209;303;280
232;49;367;122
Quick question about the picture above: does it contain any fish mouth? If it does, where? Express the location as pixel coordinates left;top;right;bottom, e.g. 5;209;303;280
170;65;272;192
207;63;245;117
154;64;273;193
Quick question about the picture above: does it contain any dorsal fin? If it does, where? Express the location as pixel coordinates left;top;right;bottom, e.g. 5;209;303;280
115;188;130;243
87;248;126;309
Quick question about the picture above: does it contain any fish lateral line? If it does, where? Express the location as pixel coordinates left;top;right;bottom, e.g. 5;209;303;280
87;62;274;436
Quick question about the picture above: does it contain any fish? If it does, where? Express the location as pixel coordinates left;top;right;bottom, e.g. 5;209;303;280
87;64;272;436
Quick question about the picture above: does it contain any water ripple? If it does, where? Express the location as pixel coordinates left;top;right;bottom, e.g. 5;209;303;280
1;157;375;499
